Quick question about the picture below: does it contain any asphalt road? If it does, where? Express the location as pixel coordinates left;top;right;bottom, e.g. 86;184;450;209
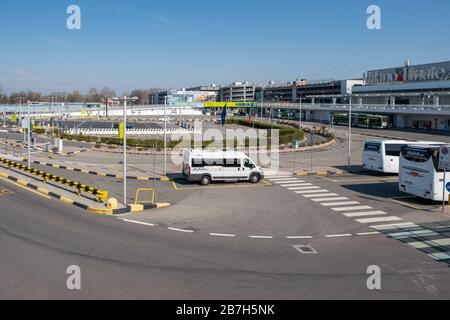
2;171;450;299
2;122;450;299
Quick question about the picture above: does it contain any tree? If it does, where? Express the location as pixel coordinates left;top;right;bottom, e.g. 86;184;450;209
100;86;116;101
130;89;150;105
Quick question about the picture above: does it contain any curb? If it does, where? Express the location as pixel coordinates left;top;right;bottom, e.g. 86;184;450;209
294;169;374;176
353;131;404;140
0;140;91;156
294;170;345;177
23;158;173;181
0;169;171;215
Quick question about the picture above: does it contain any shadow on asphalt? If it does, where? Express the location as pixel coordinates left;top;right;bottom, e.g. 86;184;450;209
341;182;441;210
333;165;399;178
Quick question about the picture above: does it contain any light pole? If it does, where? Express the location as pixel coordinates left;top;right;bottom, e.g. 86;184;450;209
164;96;167;176
299;95;302;130
348;94;352;170
260;89;264;123
112;96;138;205
27;101;31;168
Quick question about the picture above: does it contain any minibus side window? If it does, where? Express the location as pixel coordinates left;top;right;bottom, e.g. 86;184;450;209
224;159;240;168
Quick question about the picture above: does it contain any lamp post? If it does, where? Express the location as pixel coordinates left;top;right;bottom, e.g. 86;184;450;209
164;96;167;176
348;94;352;170
299;95;302;130
112;96;138;205
27;101;31;168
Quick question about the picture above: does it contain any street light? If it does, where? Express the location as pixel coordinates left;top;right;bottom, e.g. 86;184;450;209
27;101;31;168
299;94;302;130
112;96;138;205
164;96;167;176
348;94;352;170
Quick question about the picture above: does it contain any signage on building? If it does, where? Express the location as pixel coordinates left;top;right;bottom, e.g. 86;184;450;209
366;61;450;85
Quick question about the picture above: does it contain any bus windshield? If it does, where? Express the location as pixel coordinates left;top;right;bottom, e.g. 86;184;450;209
401;146;442;172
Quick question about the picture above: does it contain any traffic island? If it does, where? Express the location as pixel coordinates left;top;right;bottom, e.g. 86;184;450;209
0;166;171;215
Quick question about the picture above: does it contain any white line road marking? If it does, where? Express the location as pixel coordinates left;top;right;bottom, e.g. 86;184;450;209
286;236;313;239
295;189;329;194
371;222;417;230
266;175;292;179
428;251;450;261
209;233;236;238
343;211;387;218
357;216;403;224
356;231;381;236
270;178;298;182
285;183;312;188
312;197;349;202
303;193;339;198
249;235;274;239
325;234;352;238
293;186;321;191
408;238;450;249
293;245;318;254
168;227;195;233
119;219;156;227
322;202;362;207
274;180;302;184
331;205;373;211
287;185;316;190
281;182;307;187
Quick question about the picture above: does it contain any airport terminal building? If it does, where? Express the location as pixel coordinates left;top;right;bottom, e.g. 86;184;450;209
351;61;450;131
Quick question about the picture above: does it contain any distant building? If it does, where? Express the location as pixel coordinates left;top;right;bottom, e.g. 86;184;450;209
351;60;450;131
149;89;217;105
217;82;257;102
255;79;365;103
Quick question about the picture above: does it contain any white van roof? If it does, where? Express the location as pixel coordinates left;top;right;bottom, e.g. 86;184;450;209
184;149;249;158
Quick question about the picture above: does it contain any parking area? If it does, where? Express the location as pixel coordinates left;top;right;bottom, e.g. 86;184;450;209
315;172;446;214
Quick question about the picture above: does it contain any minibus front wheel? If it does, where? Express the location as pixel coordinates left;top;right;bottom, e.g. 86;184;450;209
249;173;261;184
200;175;212;186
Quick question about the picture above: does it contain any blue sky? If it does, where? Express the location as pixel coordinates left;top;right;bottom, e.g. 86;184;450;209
0;0;449;94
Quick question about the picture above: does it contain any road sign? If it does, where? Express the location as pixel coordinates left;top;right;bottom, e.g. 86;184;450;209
119;121;124;139
439;145;450;171
446;182;450;193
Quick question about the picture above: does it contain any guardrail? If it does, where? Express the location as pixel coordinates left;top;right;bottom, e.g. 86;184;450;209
0;157;108;202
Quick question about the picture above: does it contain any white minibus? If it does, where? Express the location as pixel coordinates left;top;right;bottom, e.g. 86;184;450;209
399;144;448;201
182;149;264;186
363;140;443;174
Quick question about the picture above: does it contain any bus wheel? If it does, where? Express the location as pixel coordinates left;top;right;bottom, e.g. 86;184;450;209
249;173;261;184
200;175;211;186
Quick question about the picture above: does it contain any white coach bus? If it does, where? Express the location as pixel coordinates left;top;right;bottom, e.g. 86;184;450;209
182;149;264;186
399;144;448;201
363;140;443;174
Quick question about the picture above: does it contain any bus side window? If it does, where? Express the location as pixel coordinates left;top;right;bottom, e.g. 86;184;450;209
385;144;404;157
